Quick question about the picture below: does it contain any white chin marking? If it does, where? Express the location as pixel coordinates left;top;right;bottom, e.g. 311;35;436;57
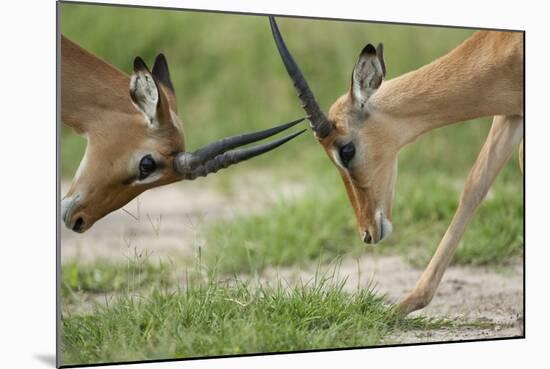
375;210;393;242
60;197;71;222
61;193;82;227
381;217;393;241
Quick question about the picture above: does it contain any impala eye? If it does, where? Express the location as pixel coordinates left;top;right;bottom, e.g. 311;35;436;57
138;154;156;180
339;142;356;167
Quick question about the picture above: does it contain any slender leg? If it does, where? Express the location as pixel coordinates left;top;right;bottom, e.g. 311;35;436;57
397;115;524;315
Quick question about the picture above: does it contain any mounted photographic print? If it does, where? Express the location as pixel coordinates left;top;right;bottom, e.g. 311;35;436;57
57;1;524;367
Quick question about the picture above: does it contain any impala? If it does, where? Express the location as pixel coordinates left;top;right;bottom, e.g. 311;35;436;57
61;36;305;233
269;17;523;314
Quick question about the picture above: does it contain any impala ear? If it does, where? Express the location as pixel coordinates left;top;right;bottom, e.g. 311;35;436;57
152;53;177;113
129;56;172;128
152;53;175;93
351;43;386;110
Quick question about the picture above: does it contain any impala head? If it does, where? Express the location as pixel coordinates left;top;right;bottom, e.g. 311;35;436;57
62;38;305;232
270;17;397;244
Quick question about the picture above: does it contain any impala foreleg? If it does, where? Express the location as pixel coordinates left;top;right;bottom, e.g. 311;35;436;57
397;115;524;315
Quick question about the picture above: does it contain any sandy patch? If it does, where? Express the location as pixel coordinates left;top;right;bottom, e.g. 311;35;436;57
255;254;523;342
60;175;305;262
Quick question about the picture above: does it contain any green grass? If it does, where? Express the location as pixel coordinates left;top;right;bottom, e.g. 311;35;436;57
60;260;452;366
62;258;171;296
205;189;359;273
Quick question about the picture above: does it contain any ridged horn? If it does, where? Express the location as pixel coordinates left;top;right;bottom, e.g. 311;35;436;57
269;16;333;139
174;118;306;179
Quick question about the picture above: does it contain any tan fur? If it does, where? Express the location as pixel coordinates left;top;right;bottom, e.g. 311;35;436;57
61;36;184;231
320;31;523;313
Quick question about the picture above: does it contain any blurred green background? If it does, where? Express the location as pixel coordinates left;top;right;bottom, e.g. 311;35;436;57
61;3;522;268
61;4;477;179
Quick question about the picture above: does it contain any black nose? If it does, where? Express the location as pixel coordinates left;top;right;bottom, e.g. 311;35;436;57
73;217;85;232
363;230;372;244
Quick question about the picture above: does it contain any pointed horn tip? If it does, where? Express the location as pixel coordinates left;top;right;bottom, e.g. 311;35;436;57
257;128;306;151
290;117;307;124
284;128;307;141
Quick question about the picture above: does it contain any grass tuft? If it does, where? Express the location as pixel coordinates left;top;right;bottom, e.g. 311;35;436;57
61;260;451;365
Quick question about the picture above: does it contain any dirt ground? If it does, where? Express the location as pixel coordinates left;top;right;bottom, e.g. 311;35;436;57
60;176;305;262
257;256;523;343
60;179;524;343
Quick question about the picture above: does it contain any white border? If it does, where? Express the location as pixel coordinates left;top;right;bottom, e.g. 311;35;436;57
1;0;548;368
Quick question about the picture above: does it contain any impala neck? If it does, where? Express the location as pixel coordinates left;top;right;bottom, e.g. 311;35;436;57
370;31;523;148
61;36;137;131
